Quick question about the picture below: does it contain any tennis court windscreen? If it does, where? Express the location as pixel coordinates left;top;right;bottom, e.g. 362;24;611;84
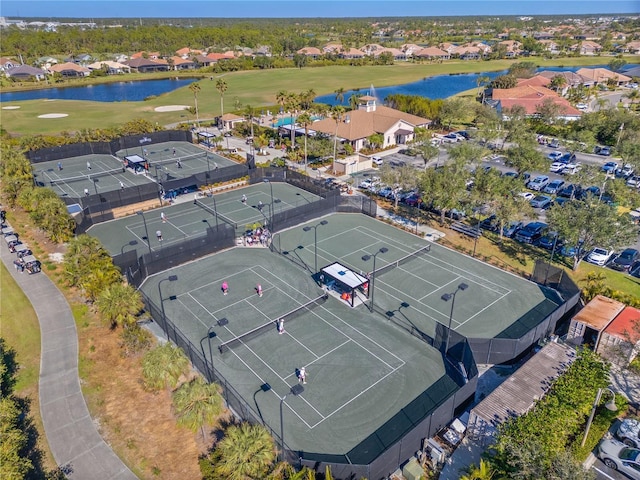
47;167;123;186
369;244;431;277
152;152;207;167
218;293;328;353
194;199;238;229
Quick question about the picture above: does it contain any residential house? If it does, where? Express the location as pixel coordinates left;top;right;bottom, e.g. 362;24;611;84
35;56;59;69
538;70;591;90
360;44;386;56
169;56;197;70
308;95;431;155
194;54;215;67
86;61;131;74
439;43;458;55
538;39;560;55
48;62;91;77
624;41;640;54
0;57;18;72
5;65;47;81
622;65;640;79
401;43;423;57
254;45;272;57
499;40;522;58
131;51;161;60
576;67;631;86
452;45;483;60
206;52;235;63
125;57;169;73
219;113;245;131
467;341;576;446
322;43;343;55
376;47;406;60
597;306;640;367
488;84;582;121
175;47;203;59
296;47;322;59
415;46;450;60
570;40;602;55
340;48;365;60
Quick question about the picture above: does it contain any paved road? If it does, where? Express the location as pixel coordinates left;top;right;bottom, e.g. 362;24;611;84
1;236;137;479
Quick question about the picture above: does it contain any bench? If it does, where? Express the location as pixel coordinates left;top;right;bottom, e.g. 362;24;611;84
451;222;482;239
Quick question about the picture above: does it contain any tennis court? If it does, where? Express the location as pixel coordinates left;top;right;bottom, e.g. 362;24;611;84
88;181;323;253
138;212;559;459
34;153;153;198
115;141;237;181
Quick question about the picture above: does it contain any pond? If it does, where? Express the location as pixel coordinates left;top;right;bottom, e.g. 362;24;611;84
0;77;197;103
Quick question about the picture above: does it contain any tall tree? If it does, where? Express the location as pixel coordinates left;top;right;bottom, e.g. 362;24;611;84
334;87;345;105
296;112;313;171
189;81;201;127
215;78;228;120
142;342;190;391
172;377;224;440
330;105;346;161
96;282;144;329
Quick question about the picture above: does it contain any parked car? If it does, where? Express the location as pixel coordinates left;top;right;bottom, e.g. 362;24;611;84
580;185;602;199
403;194;422;207
378;186;393;198
559;152;576;163
547;151;563;161
479;214;499;232
502;171;519;179
443;133;460;143
586;247;615;266
595;146;612;156
549;162;566;173
538;232;563;250
371;156;383;166
610;248;640;272
561;163;582;175
603;161;619;173
528;175;550;192
632;262;640;279
576;103;589;111
548;138;561;148
560;244;579;257
530;195;553;209
454;130;470;140
597;438;640;479
554;196;571;207
502;221;523;238
543;179;565;195
518;192;535;201
627;175;640;188
558;184;582;199
617;164;635;178
515;222;547;244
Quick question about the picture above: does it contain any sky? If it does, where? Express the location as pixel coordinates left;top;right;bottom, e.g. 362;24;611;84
1;0;638;19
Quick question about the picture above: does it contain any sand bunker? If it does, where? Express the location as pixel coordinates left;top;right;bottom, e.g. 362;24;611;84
2;106;21;110
38;113;69;118
154;105;189;112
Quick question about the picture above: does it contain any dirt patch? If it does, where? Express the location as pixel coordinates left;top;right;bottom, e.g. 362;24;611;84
154;105;189;112
38;113;69;119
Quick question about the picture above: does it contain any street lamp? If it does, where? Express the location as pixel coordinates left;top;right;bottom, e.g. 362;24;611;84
136;210;152;254
279;385;304;462
257;199;281;230
254;383;272;424
303;220;328;275
158;275;178;340
120;240;138;255
263;178;274;209
361;247;389;312
441;283;469;354
199;325;217;381
92;178;99;195
581;387;617;447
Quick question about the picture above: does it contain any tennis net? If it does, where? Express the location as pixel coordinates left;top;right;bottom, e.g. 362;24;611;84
194;199;238;229
369;244;431;277
151;152;208;168
218;293;329;353
47;167;124;186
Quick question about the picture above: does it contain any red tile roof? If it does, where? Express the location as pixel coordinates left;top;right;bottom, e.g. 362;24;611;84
604;306;640;342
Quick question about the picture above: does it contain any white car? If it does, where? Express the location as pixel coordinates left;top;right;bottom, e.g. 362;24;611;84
371;156;383;166
586;247;614;266
549;162;566;173
627;175;640;188
597;438;640;480
576;103;589;111
547;151;563;161
518;192;535;201
561;163;582;175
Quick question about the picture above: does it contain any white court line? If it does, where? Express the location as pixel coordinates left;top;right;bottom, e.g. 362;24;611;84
418;276;463;302
283;339;352;381
421;254;511;295
456;292;510;328
182;266;258;295
373;277;446;323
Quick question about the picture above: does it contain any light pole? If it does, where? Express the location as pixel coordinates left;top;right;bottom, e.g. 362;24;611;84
441;283;469;354
158;275;178;340
264;178;274;206
279;385;304;463
205;154;211;180
581;388;617;447
136;210;152;254
199;326;217;381
544;233;560;285
120;240;138;255
92;178;99;195
361;247;388;313
303;220;328;275
257;199;281;230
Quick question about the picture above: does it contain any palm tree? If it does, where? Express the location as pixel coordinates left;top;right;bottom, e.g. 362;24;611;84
215;78;227;122
476;75;490;98
210;422;277;480
276;89;288;121
244;104;256;142
460;459;495;480
285;92;300;150
348;92;362;111
172;377;224;440
141;342;190;391
334;87;345;105
96;282;143;329
330;105;346;162
296;112;312;171
189;82;201;127
624;89;640;110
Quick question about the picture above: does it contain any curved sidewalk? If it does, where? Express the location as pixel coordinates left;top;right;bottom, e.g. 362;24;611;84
1;242;137;480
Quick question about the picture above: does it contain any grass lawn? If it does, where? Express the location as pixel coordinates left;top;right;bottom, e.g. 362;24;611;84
0;263;56;468
2;55;637;136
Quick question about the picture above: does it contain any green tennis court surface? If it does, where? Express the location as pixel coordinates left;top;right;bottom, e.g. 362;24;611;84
139;213;559;457
88;181;323;253
34;153;153;198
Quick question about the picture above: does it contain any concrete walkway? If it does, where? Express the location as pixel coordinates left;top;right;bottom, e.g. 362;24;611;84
1;239;137;479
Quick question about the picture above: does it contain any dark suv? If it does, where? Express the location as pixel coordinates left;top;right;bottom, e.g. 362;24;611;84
515;222;548;244
610;248;639;272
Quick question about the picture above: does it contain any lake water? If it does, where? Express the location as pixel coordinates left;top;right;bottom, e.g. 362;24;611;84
0;64;629;104
0;77;197;103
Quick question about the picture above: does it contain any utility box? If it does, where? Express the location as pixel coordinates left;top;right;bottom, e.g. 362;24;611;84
402;457;424;480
